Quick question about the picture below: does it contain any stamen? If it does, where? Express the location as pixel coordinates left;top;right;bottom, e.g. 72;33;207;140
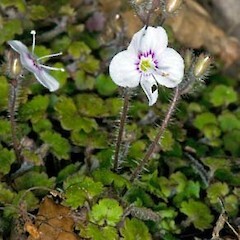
37;52;63;61
39;64;65;72
30;30;36;54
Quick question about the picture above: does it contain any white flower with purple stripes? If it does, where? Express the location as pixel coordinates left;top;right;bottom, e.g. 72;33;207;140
109;26;184;105
8;30;64;92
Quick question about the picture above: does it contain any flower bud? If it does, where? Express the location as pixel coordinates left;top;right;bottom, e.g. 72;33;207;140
7;50;22;78
11;57;22;77
184;49;193;71
165;0;183;13
194;54;211;78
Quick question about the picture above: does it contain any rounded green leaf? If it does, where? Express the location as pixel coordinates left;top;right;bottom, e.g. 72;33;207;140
29;5;49;20
79;55;100;73
40;131;70;160
0;19;23;44
93;169;130;189
180;199;213;230
19;95;49;123
218;111;240;132
68;41;91;59
96;74;117;96
64;175;103;209
0;148;16;175
201;157;230;174
71;130;108;149
193;112;217;130
85;224;118;240
223;130;240;156
90;198;123;226
0;119;11;143
209;85;237;107
75;94;106;117
120;218;151;240
14;171;55;191
224;195;238;217
207;182;229;204
105;98;123;116
0;183;16;204
33;119;52;133
0;0;26;12
55;96;77;116
74;70;95;90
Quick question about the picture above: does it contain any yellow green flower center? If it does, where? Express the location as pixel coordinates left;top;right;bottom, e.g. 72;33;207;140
140;59;152;72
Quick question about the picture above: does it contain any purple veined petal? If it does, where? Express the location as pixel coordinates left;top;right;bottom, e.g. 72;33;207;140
154;48;184;88
33;69;59;92
109;50;140;88
128;26;168;55
19;52;41;73
8;40;30;55
140;75;158;106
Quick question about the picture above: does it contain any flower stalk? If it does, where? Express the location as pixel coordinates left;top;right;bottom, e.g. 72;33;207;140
130;86;180;182
113;88;130;172
9;79;21;162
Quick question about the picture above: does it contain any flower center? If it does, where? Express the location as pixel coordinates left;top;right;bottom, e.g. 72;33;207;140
140;59;153;72
136;50;158;75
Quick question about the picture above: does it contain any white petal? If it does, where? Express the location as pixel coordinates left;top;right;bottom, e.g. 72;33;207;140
154;48;184;88
8;40;30;55
140;75;158;106
109;50;140;88
128;26;168;55
8;41;40;73
33;70;59;92
8;40;59;92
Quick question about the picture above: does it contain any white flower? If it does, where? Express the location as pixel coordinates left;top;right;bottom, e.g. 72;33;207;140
8;30;64;92
109;26;184;106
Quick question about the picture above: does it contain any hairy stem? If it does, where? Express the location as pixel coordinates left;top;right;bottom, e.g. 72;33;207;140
113;88;130;172
9;80;21;162
130;86;180;182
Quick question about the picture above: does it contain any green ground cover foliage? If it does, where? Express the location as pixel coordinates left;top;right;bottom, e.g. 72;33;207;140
0;0;239;239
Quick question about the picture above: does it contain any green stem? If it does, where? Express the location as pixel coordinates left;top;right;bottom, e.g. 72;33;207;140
113;88;129;172
130;86;180;182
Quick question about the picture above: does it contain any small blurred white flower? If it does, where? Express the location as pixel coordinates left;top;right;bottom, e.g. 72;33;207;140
109;26;184;106
8;30;64;92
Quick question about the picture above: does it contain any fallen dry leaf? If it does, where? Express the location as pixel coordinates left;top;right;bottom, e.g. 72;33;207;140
166;0;240;68
27;197;79;240
25;222;40;239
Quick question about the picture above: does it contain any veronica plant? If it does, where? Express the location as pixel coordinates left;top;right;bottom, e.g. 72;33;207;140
8;30;64;92
110;25;184;172
7;30;64;163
